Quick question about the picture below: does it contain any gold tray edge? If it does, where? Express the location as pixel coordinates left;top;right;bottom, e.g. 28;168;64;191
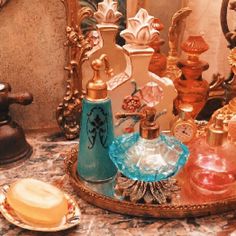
65;147;236;219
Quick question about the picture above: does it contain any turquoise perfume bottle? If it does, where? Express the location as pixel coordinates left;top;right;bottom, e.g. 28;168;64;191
77;55;117;182
109;107;189;182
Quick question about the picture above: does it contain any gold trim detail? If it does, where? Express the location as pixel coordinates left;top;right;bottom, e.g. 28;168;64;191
56;0;93;140
65;147;236;218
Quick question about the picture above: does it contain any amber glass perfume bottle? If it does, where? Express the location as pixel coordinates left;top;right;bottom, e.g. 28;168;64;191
148;18;167;77
174;36;209;119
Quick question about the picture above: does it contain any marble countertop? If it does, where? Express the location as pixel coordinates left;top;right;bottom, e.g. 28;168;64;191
1;130;236;236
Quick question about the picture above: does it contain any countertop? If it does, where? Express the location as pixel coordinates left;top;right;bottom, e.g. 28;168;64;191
0;130;236;236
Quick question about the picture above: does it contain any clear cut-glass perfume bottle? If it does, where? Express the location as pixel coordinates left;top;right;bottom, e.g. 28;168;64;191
109;107;189;182
185;115;236;196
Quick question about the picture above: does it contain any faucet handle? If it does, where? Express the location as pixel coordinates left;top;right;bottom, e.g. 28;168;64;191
0;82;33;108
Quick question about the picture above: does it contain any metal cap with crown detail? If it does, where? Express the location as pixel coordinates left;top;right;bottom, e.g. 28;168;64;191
206;114;228;147
86;54;113;101
115;107;166;140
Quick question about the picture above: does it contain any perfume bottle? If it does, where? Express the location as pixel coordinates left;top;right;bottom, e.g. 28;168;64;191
109;107;189;182
108;8;177;131
186;115;236;196
148;18;167;77
82;0;126;88
174;36;209;119
78;55;117;182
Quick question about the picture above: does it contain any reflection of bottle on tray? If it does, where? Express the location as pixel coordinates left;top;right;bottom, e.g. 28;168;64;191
77;55;117;183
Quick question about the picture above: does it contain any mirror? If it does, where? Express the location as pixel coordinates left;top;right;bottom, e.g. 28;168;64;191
57;0;236;139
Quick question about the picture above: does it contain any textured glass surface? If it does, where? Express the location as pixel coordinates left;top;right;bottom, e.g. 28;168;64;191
186;137;236;194
109;133;189;182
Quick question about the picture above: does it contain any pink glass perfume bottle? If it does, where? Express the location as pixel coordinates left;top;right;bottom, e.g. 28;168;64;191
186;115;236;197
174;36;209;119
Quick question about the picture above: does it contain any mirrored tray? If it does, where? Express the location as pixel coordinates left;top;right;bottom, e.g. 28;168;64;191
65;147;236;219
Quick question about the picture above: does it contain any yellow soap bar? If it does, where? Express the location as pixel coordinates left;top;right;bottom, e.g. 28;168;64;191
6;178;68;227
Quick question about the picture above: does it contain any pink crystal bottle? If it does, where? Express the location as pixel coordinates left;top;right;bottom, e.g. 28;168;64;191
186;115;236;197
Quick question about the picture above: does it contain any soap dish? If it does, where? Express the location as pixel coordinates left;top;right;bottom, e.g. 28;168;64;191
0;185;81;232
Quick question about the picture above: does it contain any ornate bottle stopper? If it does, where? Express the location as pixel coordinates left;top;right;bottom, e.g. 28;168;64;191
94;0;122;24
174;35;210;119
120;8;159;47
109;107;189;204
148;18;167;77
0;82;33;165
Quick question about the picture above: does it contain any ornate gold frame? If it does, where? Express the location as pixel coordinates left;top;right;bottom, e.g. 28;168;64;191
56;0;93;140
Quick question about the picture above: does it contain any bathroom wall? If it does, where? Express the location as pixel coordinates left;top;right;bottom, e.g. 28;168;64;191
0;0;67;130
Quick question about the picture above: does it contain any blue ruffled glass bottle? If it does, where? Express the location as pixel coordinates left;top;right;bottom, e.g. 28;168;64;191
109;107;189;182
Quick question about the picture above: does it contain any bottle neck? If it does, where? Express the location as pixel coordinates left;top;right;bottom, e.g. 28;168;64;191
138;135;159;144
98;26;118;47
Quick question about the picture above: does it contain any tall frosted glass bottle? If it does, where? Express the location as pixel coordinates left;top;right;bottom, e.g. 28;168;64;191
78;55;117;182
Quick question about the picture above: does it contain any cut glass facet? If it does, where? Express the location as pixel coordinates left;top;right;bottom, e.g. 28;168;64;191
109;133;189;182
141;81;163;107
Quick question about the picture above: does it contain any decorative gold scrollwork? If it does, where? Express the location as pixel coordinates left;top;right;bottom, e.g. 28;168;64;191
56;0;93;140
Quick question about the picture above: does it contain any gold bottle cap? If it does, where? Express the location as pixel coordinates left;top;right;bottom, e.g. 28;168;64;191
86;54;113;101
179;104;193;120
206;115;228;147
115;107;166;140
140;107;160;140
